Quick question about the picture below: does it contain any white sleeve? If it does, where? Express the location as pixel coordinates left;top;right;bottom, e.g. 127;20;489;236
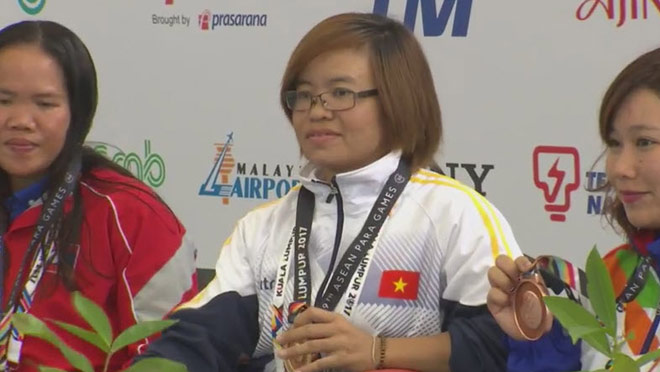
440;193;522;306
179;216;258;310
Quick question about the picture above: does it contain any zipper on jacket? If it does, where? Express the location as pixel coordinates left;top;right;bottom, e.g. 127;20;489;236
310;178;337;203
314;177;344;306
325;183;338;203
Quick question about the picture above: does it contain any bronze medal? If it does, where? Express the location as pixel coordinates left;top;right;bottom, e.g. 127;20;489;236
283;346;317;372
282;304;317;372
512;271;548;341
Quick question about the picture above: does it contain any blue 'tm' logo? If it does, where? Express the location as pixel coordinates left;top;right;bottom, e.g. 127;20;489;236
373;0;472;37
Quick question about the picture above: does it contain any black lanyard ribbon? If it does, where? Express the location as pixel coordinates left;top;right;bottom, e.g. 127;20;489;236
291;158;410;317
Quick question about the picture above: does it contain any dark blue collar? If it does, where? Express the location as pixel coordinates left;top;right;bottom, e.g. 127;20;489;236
4;178;48;223
647;233;660;266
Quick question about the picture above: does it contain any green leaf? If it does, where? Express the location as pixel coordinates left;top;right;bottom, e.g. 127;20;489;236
586;246;617;337
582;332;613;357
72;291;113;348
111;319;177;353
611;353;639;372
12;313;94;372
565;325;606;340
39;368;68;372
636;348;660;367
122;357;188;372
49;319;109;353
544;296;611;356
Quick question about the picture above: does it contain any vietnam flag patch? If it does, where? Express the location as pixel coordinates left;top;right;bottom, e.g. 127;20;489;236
378;270;420;300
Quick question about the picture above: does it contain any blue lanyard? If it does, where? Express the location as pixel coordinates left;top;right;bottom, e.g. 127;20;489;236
641;308;660;354
0;236;5;309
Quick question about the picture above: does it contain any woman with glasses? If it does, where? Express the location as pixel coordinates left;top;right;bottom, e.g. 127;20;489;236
139;12;521;372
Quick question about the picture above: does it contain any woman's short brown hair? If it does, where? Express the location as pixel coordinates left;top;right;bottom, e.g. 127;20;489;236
280;12;442;171
599;47;660;237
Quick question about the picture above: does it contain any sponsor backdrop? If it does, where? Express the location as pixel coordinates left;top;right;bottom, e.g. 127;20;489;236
2;0;659;270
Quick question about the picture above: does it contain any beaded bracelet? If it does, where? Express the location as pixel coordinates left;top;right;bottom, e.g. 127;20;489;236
376;336;386;369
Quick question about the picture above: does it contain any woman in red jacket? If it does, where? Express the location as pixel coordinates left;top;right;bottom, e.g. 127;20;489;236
0;20;198;371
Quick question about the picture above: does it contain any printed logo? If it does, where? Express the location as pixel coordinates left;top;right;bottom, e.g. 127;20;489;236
152;12;191;27
197;9;268;31
532;146;581;222
18;0;45;15
434;162;494;196
87;140;166;188
259;277;275;290
576;0;660;27
199;132;299;205
373;0;472;37
585;170;611;215
199;10;211;30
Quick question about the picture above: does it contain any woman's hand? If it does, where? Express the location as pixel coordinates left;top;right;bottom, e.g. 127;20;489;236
276;307;376;372
486;255;553;340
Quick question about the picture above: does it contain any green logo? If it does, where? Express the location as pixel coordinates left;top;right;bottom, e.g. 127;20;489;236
87;140;166;188
18;0;46;15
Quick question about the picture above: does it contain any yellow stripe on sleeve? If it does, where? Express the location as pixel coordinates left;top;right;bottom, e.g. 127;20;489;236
410;175;511;259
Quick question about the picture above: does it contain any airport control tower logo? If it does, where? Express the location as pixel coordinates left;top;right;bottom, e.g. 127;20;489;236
199;132;299;205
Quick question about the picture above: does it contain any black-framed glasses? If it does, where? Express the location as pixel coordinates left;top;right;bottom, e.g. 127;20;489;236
284;88;378;112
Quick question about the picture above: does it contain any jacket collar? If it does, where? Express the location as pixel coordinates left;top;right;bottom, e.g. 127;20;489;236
298;151;402;209
4;177;47;223
632;230;660;263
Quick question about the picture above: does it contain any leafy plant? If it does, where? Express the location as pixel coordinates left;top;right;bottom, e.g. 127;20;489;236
10;291;187;372
544;247;660;372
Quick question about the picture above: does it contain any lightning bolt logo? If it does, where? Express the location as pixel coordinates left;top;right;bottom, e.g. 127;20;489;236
547;158;565;202
532;145;580;222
